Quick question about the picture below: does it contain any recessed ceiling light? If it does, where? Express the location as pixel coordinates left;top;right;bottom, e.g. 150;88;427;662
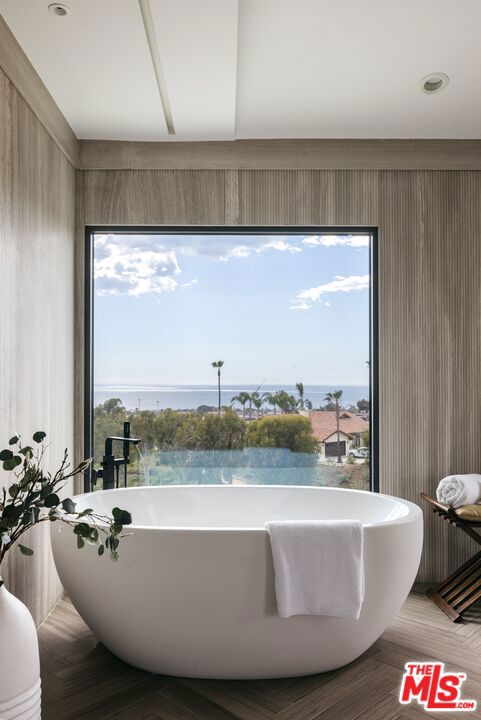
48;3;70;16
421;73;449;94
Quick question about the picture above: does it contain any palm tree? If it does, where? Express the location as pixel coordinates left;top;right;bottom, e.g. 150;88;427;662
246;391;264;420
275;390;297;414
296;382;305;410
246;392;257;420
252;393;265;418
325;390;344;463
211;361;224;415
231;391;250;419
263;392;278;415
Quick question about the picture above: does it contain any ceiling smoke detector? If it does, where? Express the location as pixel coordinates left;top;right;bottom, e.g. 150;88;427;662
421;73;449;94
48;3;71;16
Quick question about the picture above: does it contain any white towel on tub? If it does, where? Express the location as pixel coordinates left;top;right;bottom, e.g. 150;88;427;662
436;474;481;508
266;520;364;619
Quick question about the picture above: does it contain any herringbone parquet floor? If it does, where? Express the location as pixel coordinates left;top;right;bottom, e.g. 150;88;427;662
39;589;481;720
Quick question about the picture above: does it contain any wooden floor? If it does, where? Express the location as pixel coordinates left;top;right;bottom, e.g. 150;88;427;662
39;589;481;720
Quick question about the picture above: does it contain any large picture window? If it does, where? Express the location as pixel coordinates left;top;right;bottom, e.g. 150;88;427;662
85;228;377;491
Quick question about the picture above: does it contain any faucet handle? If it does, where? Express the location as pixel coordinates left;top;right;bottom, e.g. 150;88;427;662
91;467;102;486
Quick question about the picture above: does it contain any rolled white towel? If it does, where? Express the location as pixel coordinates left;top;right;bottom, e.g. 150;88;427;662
436;474;481;508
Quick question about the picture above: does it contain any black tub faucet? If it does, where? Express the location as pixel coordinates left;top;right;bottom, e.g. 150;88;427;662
92;421;141;490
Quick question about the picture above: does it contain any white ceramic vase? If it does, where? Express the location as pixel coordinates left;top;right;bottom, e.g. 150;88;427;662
0;582;41;720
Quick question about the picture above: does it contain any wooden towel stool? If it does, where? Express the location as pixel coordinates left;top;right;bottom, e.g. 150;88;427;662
421;492;481;622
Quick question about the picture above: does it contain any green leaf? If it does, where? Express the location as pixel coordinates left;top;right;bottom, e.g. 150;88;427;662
109;550;119;562
22;507;40;525
73;522;91;537
26;490;41;504
40;483;54;499
44;493;60;508
19;446;33;459
8;435;19;446
0;449;13;461
61;498;76;514
77;535;85;549
3;503;25;520
19;544;34;556
8;483;19;498
3;456;22;471
77;508;94;518
112;507;132;525
32;431;47;444
98;544;105;556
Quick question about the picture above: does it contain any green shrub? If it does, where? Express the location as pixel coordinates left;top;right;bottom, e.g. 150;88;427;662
246;415;318;454
94;401;318;463
197;411;246;450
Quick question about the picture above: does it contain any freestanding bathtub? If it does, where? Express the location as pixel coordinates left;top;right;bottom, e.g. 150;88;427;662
50;485;423;679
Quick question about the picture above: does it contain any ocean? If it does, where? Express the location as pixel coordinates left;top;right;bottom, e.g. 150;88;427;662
94;384;369;411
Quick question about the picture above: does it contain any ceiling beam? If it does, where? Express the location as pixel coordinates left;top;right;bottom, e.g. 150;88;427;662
79;138;481;171
0;15;79;167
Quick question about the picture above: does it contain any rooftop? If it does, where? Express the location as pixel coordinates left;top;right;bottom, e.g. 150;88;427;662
309;410;369;443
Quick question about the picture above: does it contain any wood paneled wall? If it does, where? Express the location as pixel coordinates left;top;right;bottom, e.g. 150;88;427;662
79;138;481;171
78;167;481;582
0;67;76;625
0;16;78;166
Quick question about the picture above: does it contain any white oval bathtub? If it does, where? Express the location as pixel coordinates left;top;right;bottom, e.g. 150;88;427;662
50;485;423;679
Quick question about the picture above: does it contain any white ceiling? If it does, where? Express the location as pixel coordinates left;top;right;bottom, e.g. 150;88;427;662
1;0;481;141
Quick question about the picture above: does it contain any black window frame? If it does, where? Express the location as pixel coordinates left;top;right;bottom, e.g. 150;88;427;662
84;226;379;493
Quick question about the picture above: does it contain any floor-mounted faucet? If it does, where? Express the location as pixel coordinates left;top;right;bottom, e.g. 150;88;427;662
92;421;141;490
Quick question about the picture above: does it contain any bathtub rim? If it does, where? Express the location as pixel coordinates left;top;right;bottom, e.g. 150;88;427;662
69;484;422;531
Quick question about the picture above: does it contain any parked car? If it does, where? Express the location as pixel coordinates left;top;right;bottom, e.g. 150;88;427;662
348;446;369;459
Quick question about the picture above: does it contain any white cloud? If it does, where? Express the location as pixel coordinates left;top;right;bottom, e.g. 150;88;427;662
229;246;252;259
302;235;370;248
94;233;368;300
94;235;180;297
290;301;312;311
217;238;301;260
262;240;302;254
181;279;198;289
94;233;305;297
144;233;304;261
295;274;369;305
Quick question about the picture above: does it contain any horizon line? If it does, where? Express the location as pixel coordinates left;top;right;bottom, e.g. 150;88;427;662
94;382;369;389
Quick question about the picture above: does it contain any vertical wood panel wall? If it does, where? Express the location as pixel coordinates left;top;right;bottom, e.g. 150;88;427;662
0;67;75;625
78;167;481;582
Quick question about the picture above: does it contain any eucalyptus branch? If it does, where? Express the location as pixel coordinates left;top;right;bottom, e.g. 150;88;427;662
0;431;132;575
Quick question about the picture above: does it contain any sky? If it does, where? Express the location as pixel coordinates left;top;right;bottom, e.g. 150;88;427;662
93;233;370;386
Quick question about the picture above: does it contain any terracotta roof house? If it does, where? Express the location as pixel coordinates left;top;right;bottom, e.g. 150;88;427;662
309;411;369;458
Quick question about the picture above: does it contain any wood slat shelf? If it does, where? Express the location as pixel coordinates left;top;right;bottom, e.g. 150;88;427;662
421;492;481;622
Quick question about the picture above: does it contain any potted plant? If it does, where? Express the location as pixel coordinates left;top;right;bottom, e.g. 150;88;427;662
0;431;132;720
